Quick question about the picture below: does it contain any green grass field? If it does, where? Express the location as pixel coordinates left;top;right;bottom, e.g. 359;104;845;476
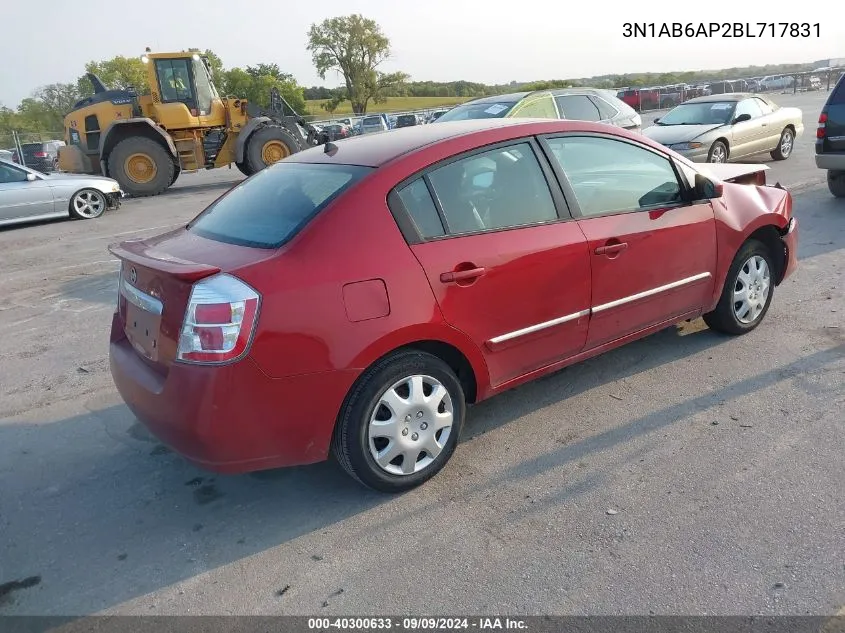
304;96;470;117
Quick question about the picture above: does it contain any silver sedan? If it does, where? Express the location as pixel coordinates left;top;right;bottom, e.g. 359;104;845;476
642;93;804;163
0;159;123;228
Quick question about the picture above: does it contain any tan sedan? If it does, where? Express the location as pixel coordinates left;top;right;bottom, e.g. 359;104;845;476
642;93;804;163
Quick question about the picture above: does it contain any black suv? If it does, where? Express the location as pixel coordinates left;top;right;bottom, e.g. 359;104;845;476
395;114;419;128
816;71;845;198
12;140;64;172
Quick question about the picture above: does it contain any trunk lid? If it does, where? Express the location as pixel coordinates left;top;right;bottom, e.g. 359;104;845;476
109;228;272;374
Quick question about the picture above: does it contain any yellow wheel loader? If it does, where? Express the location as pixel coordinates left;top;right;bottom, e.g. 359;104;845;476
58;50;325;197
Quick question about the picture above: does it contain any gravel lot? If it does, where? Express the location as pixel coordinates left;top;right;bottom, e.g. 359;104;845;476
1;90;843;616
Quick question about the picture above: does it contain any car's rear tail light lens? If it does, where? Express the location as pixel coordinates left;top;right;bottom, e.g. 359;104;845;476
817;112;828;139
33;151;48;158
177;274;260;364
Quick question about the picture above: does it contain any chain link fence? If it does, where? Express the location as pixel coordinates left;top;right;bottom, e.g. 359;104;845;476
614;67;845;113
0;130;65;170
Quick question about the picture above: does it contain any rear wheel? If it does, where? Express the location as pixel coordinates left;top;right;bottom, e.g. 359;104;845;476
703;239;775;335
332;350;466;493
68;188;106;220
707;141;729;163
107;136;175;197
244;126;300;175
828;170;845;198
235;161;252;177
770;128;794;161
169;165;181;186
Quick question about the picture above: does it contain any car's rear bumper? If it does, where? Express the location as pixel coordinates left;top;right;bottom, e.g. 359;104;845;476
815;153;845;171
109;314;358;473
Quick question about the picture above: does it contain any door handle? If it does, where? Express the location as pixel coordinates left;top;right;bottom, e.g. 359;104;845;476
440;267;486;283
595;242;628;256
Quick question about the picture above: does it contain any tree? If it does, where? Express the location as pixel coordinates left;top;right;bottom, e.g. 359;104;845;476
77;56;149;96
307;14;408;114
221;65;307;114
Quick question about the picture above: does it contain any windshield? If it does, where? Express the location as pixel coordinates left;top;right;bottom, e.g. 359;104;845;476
657;102;736;126
188;163;372;249
436;101;517;122
193;58;219;113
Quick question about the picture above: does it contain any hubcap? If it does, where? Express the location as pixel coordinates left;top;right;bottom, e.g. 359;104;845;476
72;191;104;218
368;374;454;476
124;153;157;184
780;132;793;156
710;146;727;163
733;255;771;324
261;140;290;164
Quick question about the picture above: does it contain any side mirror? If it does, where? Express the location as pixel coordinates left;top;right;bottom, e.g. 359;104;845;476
26;173;36;182
732;113;752;124
653;117;661;123
694;173;723;199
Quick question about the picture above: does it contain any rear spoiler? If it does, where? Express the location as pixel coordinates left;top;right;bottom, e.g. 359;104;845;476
108;240;221;282
697;163;779;187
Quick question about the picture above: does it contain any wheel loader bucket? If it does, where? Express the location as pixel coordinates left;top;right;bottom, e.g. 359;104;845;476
57;145;96;174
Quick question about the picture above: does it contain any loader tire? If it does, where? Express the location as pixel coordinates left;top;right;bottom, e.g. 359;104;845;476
108;136;175;197
235;161;252;177
245;125;300;174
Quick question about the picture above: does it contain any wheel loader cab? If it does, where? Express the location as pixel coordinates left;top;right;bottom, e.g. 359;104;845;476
143;53;227;130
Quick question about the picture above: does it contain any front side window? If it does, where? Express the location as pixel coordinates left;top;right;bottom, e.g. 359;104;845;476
156;59;195;105
0;163;28;183
192;58;217;114
735;98;764;120
510;95;558;119
426;142;558;234
555;95;601;122
546;136;683;216
188;163;372;248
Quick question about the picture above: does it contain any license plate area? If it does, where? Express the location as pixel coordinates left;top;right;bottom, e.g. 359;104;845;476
120;279;164;362
125;303;161;361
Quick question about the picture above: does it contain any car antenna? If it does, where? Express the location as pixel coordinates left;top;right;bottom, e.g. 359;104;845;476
324;141;338;157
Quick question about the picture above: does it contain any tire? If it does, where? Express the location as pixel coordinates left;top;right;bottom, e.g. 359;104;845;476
827;170;845;198
703;239;775;335
707;140;729;163
244;125;301;174
770;127;794;161
235;161;252;177
332;350;466;493
169;165;181;187
68;188;107;220
107;136;175;197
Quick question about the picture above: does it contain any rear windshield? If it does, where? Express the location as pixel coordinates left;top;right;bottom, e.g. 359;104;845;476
436;101;517;122
187;162;372;248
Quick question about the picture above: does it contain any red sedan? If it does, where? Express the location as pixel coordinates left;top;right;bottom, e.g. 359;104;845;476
108;119;798;492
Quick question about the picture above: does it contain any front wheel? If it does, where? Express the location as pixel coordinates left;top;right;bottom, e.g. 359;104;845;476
69;188;107;220
107;136;175;197
770;128;794;161
332;350;466;492
707;141;729;163
703;239;775;335
244;126;301;174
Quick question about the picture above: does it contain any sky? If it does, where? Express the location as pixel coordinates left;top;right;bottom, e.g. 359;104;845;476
1;0;843;107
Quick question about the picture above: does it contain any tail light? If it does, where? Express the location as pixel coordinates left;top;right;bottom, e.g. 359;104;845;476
817;112;827;139
33;151;48;158
177;274;260;364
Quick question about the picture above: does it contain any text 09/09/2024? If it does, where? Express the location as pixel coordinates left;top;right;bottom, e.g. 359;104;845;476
622;22;820;38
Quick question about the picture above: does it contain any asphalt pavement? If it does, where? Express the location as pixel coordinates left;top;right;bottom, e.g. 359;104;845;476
0;90;843;616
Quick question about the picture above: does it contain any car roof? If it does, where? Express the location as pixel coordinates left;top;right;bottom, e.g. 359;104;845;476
285;118;632;168
684;93;754;103
461;92;531;105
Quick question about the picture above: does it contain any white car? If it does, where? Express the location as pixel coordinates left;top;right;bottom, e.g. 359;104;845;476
759;76;794;91
0;159;123;227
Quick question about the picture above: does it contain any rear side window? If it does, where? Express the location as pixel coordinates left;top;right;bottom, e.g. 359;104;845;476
555;95;601;122
830;74;845;105
591;96;619;120
396;179;445;238
188;163;372;248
